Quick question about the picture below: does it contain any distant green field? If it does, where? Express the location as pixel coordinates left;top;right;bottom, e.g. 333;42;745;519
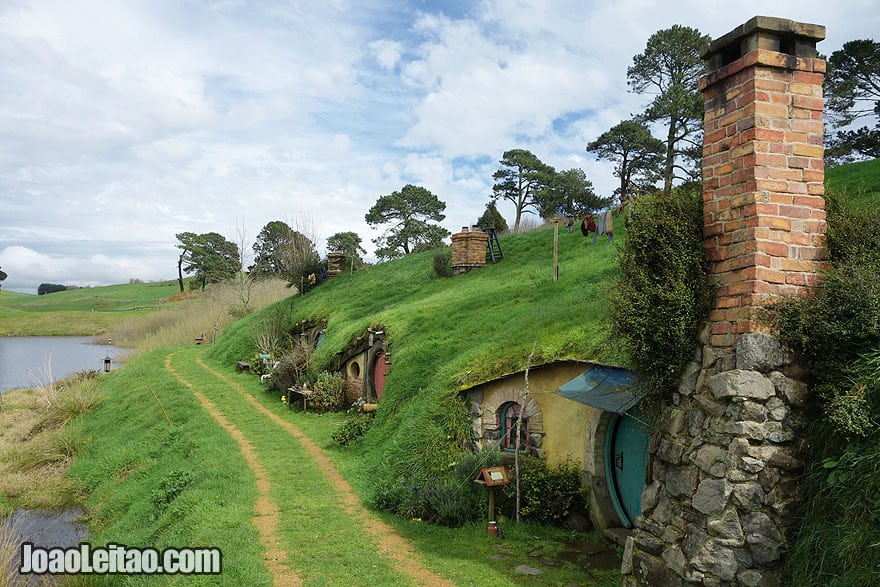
825;157;880;208
0;280;181;336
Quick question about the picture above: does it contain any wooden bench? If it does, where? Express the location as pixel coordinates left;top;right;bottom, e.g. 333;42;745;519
235;361;250;372
286;386;314;412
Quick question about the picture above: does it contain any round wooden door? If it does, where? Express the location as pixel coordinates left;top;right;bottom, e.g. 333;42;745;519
604;406;650;528
372;350;387;400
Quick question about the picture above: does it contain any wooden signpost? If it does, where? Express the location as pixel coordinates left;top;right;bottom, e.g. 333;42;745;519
474;466;511;531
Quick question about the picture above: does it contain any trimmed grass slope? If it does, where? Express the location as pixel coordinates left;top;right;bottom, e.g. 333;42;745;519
826;157;880;208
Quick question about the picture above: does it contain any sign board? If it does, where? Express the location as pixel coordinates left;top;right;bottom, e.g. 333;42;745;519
475;466;510;487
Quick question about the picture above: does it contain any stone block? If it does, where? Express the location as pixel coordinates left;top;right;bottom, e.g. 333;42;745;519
691;538;738;581
693;478;732;515
708;506;745;543
709;369;775;401
735;335;786;373
732;480;766;511
665;466;699;499
743;512;784;564
769;371;808;406
692;444;728;477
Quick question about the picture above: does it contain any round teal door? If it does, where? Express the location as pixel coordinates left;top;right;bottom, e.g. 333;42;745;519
604;406;650;528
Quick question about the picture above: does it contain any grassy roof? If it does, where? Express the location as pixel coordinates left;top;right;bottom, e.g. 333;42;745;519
213;222;627;394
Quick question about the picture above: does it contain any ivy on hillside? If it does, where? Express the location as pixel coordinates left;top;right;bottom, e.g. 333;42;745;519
609;185;713;404
772;188;880;586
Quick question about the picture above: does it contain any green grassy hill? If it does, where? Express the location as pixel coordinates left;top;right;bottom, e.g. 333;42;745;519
209;223;626;510
212;224;625;386
0;280;181;336
825;157;880;208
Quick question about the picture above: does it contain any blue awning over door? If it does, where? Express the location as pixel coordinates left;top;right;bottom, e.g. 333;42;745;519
556;365;640;413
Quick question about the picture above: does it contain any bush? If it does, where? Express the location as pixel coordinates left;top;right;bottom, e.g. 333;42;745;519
268;341;312;392
372;445;501;527
499;457;587;526
433;251;453;278
776;188;880;585
608;185;712;404
309;371;346;412
37;283;67;295
332;412;374;447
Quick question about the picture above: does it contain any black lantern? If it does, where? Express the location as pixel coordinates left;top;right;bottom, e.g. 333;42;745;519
103;353;111;373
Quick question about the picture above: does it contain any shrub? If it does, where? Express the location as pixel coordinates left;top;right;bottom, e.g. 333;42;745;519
372;445;501;527
432;251;453;278
269;341;312;392
332;412;374;447
309;371;346;412
776;188;880;585
37;283;67;295
609;185;712;405
499;457;587;526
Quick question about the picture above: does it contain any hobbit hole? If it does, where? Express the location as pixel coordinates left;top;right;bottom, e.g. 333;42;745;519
337;327;390;404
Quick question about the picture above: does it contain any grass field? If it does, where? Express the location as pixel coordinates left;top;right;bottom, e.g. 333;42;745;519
0;281;181;336
825;157;880;208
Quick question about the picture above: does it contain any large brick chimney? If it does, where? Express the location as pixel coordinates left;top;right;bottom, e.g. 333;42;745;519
621;17;826;586
700;16;827;350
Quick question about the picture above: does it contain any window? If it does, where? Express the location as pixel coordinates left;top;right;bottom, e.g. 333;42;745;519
499;402;528;451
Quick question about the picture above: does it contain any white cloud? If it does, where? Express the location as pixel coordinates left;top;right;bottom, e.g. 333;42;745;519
1;0;878;291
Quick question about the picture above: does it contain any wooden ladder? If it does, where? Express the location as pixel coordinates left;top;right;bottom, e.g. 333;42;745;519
483;227;504;264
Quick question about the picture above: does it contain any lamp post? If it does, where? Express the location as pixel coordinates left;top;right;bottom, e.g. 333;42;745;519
103;353;111;373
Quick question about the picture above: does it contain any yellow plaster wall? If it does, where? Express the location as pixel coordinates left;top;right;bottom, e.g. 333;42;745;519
473;361;603;470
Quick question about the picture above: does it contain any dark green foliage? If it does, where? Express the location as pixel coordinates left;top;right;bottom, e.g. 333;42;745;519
772;190;880;395
587;119;665;204
475;201;508;232
499;457;587;525
365;184;451;260
628;25;710;193
370;394;484;526
332;412;374;447
776;182;880;585
492;148;555;231
176;231;240;291
37;283;68;295
609;185;712;402
824;39;880;164
309;371;346;412
538;168;611;219
0;265;6;288
432;251;452;278
326;231;367;269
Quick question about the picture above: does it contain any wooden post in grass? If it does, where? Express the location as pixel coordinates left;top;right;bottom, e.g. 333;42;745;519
551;217;561;282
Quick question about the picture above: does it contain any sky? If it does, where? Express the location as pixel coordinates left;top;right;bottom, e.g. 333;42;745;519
1;0;878;294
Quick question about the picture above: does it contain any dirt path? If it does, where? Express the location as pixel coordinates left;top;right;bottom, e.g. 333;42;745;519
164;350;453;586
192;355;454;587
164;353;302;587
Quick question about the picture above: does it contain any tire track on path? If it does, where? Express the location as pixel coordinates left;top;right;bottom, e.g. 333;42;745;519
164;352;302;587
194;354;455;587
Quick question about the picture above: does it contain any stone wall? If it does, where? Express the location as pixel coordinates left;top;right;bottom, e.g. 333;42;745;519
621;17;826;586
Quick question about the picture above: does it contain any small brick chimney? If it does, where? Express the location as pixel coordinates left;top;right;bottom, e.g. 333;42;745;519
450;226;488;275
699;16;828;350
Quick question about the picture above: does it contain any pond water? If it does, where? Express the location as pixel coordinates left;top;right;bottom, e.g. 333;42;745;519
0;336;126;392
